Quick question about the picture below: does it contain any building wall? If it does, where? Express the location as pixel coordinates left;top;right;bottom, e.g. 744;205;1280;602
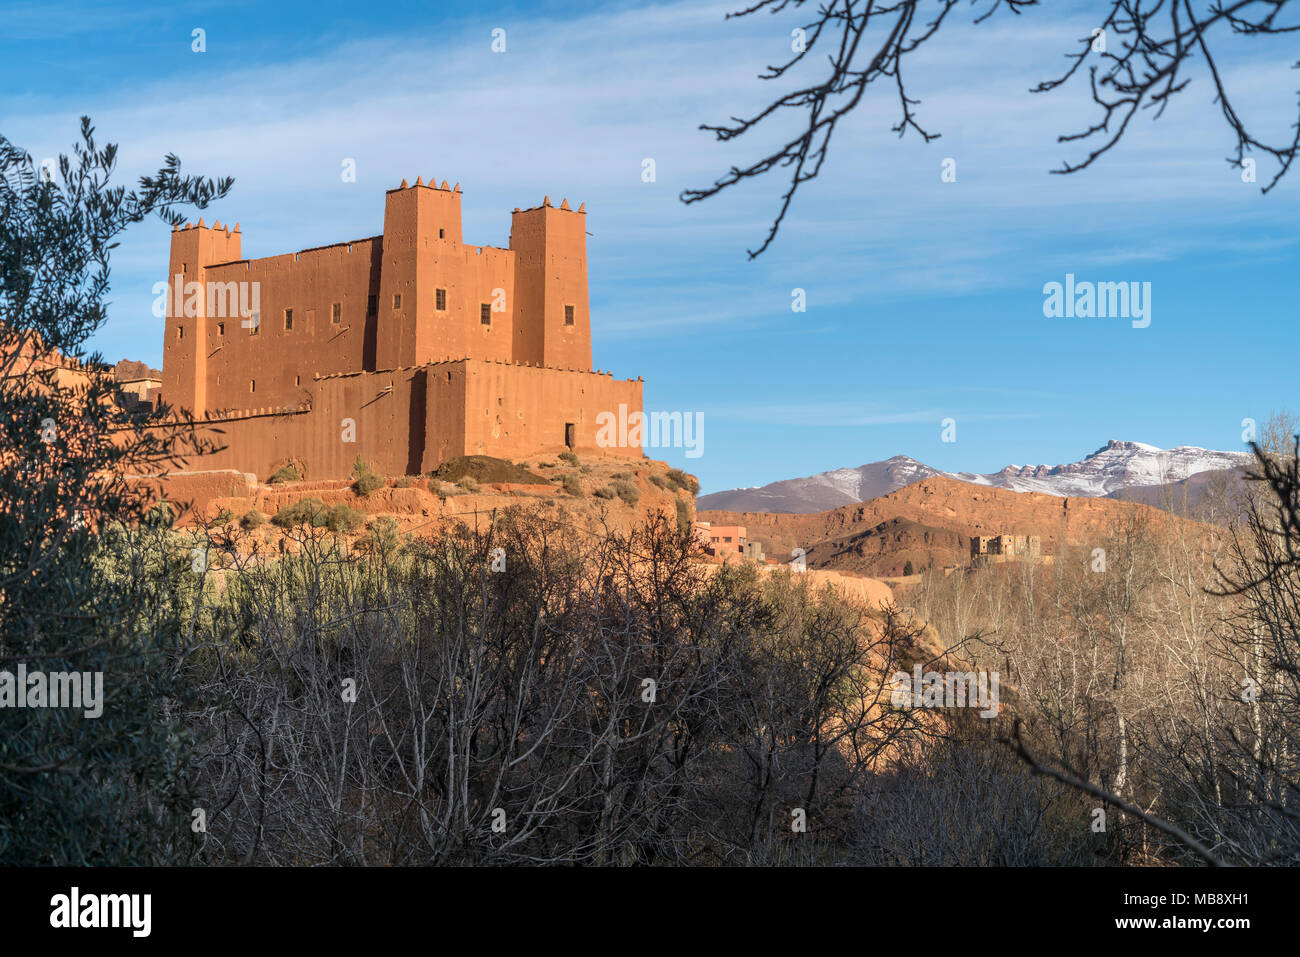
158;360;640;480
702;524;747;556
161;366;428;480
460;360;642;461
162;184;592;418
190;236;382;413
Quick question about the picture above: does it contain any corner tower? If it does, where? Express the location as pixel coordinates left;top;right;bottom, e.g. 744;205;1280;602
160;220;242;414
375;178;464;370
509;197;592;370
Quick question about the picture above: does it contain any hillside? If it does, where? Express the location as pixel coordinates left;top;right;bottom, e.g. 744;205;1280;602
699;440;1249;513
700;474;1213;576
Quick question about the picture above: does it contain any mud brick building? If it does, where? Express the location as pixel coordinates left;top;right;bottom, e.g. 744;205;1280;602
158;179;643;480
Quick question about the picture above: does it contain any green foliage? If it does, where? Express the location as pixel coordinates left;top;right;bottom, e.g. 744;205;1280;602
0;117;230;864
351;456;383;497
562;473;583;497
903;560;914;576
325;503;364;534
357;516;400;553
558;450;579;466
268;463;300;484
676;498;692;536
593;485;616;500
145;501;176;528
613;480;639;507
240;509;265;530
272;497;329;529
431;454;543;485
666;469;699;495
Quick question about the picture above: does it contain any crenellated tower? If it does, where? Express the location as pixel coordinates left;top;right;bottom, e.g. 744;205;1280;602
160;219;242;413
509;196;592;370
375;177;466;370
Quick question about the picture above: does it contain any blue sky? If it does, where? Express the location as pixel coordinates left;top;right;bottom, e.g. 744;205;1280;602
3;0;1296;493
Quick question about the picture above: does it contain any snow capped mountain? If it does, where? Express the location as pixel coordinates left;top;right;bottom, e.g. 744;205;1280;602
695;455;942;513
697;440;1251;514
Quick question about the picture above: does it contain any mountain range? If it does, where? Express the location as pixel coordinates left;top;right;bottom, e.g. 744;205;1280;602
697;440;1251;514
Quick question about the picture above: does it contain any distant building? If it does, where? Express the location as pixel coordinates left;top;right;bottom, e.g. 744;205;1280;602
971;533;1040;564
693;521;749;558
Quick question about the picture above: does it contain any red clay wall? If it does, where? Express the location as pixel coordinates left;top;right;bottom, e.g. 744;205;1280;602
460;360;643;461
197;237;381;412
162;367;426;481
157;360;639;480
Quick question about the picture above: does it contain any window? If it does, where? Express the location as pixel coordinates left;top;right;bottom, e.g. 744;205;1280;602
284;308;294;331
393;293;402;310
564;304;575;326
367;295;377;316
438;228;445;239
480;303;491;325
250;379;256;393
295;375;301;386
435;288;447;311
217;322;225;336
331;302;341;324
177;325;184;340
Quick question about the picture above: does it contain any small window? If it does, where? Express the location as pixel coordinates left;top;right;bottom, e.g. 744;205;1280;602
564;304;575;326
250;379;256;393
367;295;377;316
435;288;447;311
284;308;294;331
393;293;402;310
217;322;225;336
177;325;184;340
439;228;445;239
331;302;341;324
295;375;301;386
480;303;491;326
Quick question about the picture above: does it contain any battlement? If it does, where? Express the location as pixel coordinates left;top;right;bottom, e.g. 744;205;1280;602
386;176;462;194
173;218;240;236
